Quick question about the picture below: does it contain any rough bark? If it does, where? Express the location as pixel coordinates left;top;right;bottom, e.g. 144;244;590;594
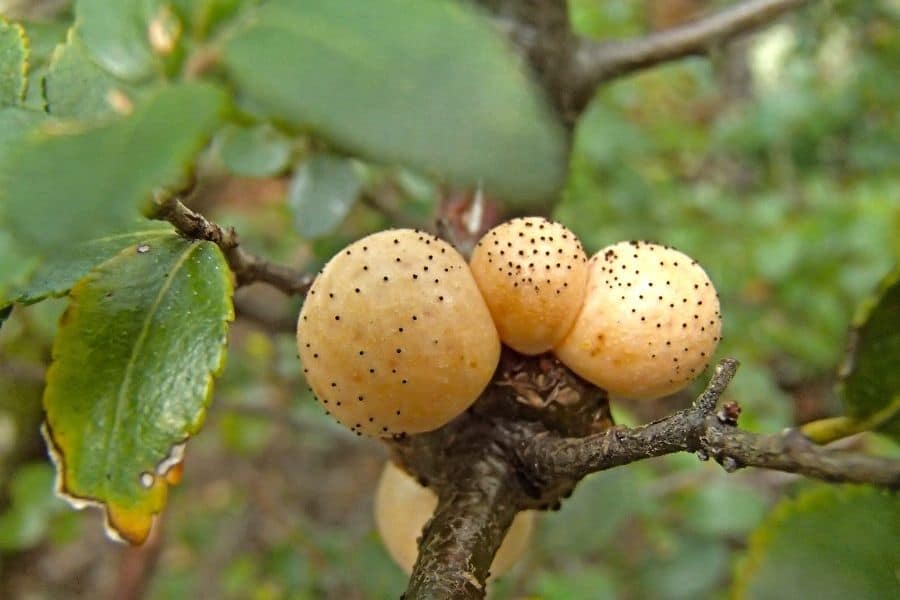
519;361;900;488
403;451;519;599
389;357;900;598
156;3;898;599
154;197;313;295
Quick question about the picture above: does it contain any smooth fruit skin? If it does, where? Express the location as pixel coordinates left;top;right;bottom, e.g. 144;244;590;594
470;217;589;355
554;241;721;400
297;229;500;437
374;461;535;576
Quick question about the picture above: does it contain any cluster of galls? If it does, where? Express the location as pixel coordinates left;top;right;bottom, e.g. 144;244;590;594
297;217;721;574
297;217;721;436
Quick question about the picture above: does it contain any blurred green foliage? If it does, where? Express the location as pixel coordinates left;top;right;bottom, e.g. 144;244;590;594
0;462;68;550
734;485;900;600
0;0;898;598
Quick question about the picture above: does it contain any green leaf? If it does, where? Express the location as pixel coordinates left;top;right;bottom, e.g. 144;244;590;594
0;18;28;107
44;32;136;119
287;154;364;238
540;468;652;556
0;108;46;299
223;0;566;203
838;266;900;440
74;0;166;82
0;82;225;257
734;485;900;600
43;235;233;544
10;224;175;306
217;122;292;177
0;106;47;160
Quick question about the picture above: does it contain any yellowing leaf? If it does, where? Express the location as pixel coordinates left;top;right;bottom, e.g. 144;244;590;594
44;235;233;544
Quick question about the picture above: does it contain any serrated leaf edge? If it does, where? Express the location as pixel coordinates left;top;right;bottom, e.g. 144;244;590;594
0;17;29;103
11;228;174;307
42;240;235;544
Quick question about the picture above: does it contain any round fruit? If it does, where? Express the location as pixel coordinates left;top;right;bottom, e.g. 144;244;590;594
297;229;500;437
374;461;535;576
470;217;589;355
554;241;721;399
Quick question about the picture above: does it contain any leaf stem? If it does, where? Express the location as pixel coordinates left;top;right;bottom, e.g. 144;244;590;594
801;396;900;445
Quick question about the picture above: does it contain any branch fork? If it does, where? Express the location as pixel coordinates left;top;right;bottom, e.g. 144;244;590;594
396;357;900;598
153;197;314;296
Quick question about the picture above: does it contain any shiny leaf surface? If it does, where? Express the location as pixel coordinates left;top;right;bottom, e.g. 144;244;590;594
44;235;233;543
10;225;175;306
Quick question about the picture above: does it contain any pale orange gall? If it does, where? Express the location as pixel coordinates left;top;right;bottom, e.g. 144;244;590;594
297;229;500;437
470;217;588;355
555;241;721;399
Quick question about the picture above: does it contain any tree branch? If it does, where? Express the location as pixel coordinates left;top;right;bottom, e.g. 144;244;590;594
391;355;899;599
404;454;519;599
153;197;314;296
519;360;900;489
476;0;582;124
571;0;808;100
478;0;809;122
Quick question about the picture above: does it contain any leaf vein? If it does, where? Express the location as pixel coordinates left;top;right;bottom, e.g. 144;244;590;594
100;241;200;494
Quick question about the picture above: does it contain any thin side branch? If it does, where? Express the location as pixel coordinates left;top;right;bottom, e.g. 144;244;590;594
702;423;900;486
479;0;809;121
520;360;900;489
393;357;899;599
573;0;808;92
153;198;314;296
